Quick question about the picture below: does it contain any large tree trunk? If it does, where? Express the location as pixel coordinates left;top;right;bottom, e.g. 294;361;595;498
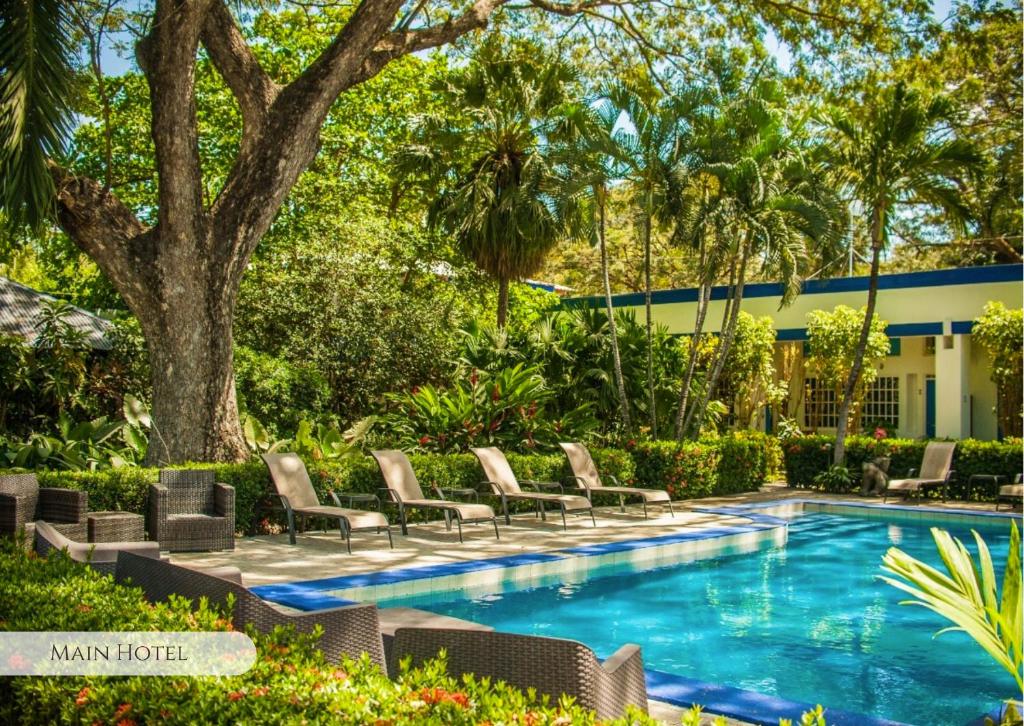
143;285;247;464
598;191;631;432
47;0;513;463
833;206;884;465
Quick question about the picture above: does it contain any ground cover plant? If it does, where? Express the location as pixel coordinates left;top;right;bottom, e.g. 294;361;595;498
0;539;656;725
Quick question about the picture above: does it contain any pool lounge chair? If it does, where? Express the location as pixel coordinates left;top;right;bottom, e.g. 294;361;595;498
471;446;595;530
115;551;386;668
390;627;648;720
371;450;499;542
883;441;956;502
262;452;393;553
997;474;1023;511
560;442;673;519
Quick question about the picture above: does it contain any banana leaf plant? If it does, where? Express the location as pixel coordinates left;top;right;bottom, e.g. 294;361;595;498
879;522;1022;697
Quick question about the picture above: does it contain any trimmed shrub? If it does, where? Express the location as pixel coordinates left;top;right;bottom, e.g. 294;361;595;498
0;540;652;725
630;441;720;499
780;435;1023;499
715;431;779;494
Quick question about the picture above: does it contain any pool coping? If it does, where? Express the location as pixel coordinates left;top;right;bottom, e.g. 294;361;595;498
250;499;1020;726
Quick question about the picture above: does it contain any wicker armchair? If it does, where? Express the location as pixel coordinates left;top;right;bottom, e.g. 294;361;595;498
34;520;160;575
390;628;648;720
115;551;386;668
0;473;88;542
149;470;235;551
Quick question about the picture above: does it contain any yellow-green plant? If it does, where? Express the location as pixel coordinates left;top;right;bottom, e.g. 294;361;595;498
880;522;1022;694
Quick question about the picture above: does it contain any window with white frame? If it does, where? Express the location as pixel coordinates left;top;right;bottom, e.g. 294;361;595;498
804;377;837;428
863;376;900;430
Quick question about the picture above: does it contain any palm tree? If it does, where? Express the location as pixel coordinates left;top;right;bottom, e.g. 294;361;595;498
395;42;578;328
553;98;633;432
608;82;681;437
825;83;982;465
677;80;846;437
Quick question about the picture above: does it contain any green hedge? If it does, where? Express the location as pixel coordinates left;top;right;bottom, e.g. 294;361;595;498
782;435;1023;499
11;436;782;536
0;540;651;725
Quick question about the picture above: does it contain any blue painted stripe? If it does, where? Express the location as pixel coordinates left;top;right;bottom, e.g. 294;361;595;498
761;321;972;342
565;264;1022;309
645;668;912;726
249;584;358;612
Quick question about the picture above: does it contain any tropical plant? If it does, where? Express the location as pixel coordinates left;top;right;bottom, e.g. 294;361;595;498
395;39;580;328
381;363;598;453
972;302;1023;438
804;305;890;434
880;522;1022;696
823;82;982;464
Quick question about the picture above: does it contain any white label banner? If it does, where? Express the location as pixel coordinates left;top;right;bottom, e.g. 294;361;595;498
0;632;257;675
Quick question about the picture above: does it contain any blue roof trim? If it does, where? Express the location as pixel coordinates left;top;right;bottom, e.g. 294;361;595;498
644;668;912;726
767;321;975;342
565;264;1023;309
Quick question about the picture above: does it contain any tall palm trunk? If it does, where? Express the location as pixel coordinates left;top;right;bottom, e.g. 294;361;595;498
684;237;750;436
643;186;657;437
674;277;711;439
834;206;884;465
497;276;510;329
599;189;632;432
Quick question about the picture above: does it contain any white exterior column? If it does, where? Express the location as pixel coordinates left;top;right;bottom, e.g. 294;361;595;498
934;332;970;439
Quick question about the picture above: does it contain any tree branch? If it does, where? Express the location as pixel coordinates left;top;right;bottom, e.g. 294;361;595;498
200;0;280;138
137;0;213;250
50;164;158;313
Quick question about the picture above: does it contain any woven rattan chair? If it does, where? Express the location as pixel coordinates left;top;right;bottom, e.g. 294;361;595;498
0;472;88;542
371;450;499;542
34;520;160;575
115;551;386;668
560;442;673;519
262;452;393;553
471;447;595;530
390;628;647;720
883;442;956;502
149;470;235;552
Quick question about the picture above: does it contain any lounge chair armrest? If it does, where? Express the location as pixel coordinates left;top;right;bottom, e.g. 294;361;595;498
605;474;623;487
523;480;563;494
906;467;918;478
944;470;957;485
600;643;644;676
481;480;506;496
378;487;402;505
277;493;294;513
213;483;235;517
38;487;88;524
564;476;590;497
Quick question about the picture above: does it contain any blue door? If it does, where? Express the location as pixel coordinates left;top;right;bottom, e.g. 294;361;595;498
925;377;936;438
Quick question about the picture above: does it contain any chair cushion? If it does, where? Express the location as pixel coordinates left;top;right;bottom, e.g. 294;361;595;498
403;500;495;520
292;505;389;530
999;484;1023;498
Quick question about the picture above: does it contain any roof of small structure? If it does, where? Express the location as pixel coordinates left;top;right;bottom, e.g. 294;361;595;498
0;276;113;350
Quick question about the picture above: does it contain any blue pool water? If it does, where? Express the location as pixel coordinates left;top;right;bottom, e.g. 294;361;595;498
378;512;1018;725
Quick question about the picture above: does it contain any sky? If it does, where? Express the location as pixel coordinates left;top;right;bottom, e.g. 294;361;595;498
100;0;960;78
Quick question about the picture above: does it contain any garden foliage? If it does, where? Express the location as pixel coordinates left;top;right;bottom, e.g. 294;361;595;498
781;434;1023;497
0;540;654;725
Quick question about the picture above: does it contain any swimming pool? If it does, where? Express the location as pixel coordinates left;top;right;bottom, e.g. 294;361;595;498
374;508;1017;726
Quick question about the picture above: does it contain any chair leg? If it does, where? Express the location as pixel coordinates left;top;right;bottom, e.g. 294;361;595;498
642;500;648;519
455;516;463;543
286;508;297;545
340;519;352;554
385;526;394;549
399;504;409;536
501;494;511;525
618;494;626;513
559;505;567;531
667;501;675;518
589;508;596;527
492;518;500;540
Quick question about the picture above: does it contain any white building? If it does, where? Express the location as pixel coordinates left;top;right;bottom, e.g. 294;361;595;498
569;264;1022;440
